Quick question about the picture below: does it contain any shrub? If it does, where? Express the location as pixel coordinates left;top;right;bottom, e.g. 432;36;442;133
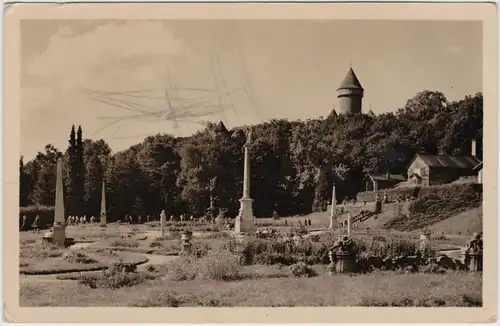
167;256;198;281
166;248;243;281
109;239;140;248
61;251;97;264
290;262;318;277
197;250;242;281
80;268;151;289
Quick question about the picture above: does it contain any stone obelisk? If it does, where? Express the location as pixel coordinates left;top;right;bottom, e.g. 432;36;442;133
234;128;256;235
100;181;107;227
160;210;167;237
329;183;336;229
52;158;67;247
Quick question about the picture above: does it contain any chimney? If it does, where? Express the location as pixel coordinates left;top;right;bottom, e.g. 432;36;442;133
471;139;477;157
386;172;390;179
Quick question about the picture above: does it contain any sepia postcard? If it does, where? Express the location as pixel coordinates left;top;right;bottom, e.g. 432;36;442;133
3;2;498;324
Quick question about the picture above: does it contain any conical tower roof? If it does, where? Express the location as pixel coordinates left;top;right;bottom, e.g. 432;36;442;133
338;67;363;90
327;108;338;119
214;120;228;133
367;109;376;117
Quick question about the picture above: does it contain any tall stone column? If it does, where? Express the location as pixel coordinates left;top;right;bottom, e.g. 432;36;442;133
235;129;256;235
53;158;66;247
329;183;336;229
100;181;107;227
160;210;167;237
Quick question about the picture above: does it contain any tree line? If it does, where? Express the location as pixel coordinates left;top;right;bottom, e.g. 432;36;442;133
19;90;483;220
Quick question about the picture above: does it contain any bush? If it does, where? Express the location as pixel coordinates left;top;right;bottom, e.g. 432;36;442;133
166;249;243;281
354;237;435;259
167;256;198;281
109;239;140;248
61;251;97;264
290;262;318;277
197;250;242;281
80;265;154;289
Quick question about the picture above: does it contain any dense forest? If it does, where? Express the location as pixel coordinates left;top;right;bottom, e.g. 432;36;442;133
19;90;483;220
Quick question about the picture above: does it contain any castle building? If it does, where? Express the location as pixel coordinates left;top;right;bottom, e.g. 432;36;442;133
336;67;364;115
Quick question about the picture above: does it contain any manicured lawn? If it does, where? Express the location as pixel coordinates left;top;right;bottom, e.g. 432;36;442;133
20;268;482;307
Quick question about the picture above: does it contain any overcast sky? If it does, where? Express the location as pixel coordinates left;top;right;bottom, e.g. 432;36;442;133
21;19;482;160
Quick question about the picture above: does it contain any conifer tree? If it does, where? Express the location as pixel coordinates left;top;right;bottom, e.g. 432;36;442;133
74;125;86;215
19;156;30;206
66;125;77;215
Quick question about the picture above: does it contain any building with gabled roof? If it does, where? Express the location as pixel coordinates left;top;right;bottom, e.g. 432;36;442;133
365;173;406;191
406;152;481;187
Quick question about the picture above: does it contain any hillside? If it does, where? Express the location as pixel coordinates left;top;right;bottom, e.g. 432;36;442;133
430;207;482;235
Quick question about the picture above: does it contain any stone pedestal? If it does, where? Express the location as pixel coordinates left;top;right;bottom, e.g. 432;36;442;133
180;231;193;255
334;252;357;273
464;253;483;272
234;198;256;235
42;224;74;248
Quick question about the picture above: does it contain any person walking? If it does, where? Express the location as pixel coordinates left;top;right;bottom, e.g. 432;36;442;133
32;215;41;233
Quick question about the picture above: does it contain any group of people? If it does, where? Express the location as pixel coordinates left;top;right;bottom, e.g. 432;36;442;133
20;214;41;232
66;215;103;225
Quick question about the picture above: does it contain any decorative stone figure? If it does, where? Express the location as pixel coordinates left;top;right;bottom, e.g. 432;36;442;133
234;128;256;235
328;236;357;274
180;230;193;255
464;233;483;272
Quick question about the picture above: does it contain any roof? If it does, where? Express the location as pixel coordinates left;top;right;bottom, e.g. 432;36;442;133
327;108;338;119
214;120;228;133
338;67;363;90
367;109;376;117
413;154;480;170
473;161;483;171
367;173;406;182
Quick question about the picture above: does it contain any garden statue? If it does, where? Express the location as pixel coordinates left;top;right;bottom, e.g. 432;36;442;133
272;210;279;220
464;232;483;272
328;235;357;274
180;230;193;255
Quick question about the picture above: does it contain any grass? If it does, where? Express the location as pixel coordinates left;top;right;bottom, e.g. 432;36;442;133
20;269;482;307
18;223;482;308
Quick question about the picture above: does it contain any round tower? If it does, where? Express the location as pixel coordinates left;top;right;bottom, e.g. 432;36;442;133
337;67;364;115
